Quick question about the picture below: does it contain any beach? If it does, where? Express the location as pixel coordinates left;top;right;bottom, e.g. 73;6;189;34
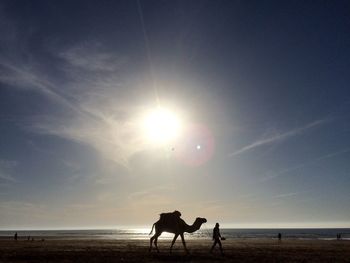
1;238;349;262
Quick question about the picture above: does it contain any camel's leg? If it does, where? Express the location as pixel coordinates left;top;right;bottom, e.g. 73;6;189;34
154;233;161;253
149;235;154;252
180;233;189;254
170;234;179;253
149;233;158;252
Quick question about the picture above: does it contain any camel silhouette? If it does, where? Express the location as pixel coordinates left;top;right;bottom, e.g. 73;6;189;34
149;211;207;253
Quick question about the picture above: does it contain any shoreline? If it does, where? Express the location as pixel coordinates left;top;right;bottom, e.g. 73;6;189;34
1;236;349;241
1;238;349;262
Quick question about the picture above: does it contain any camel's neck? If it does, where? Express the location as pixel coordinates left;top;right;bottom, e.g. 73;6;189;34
185;220;203;233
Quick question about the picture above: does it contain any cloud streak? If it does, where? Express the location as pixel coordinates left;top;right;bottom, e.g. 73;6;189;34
0;40;153;169
260;147;350;182
0;172;15;182
229;119;329;157
0;60;83;117
0;160;18;183
58;42;127;72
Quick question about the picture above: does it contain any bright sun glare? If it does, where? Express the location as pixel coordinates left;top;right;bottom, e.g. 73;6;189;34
143;107;182;144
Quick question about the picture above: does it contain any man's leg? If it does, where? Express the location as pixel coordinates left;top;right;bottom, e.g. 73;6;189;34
218;239;224;255
210;239;218;253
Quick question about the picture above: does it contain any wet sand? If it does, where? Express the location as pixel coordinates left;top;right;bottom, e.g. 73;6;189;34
0;238;349;262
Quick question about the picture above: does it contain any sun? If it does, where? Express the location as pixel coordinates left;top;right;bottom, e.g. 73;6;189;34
143;107;182;144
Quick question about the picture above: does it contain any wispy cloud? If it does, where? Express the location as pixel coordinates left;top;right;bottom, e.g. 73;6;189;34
58;42;127;72
0;40;151;168
128;185;175;200
0;172;15;182
0;201;45;213
260;147;350;182
228;119;329;157
0;60;84;119
0;201;52;227
271;192;299;199
0;159;18;182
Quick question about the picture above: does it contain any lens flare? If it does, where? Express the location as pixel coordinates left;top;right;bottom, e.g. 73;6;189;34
175;124;215;166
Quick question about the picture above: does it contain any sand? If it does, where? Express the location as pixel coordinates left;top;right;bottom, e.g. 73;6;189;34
0;238;349;262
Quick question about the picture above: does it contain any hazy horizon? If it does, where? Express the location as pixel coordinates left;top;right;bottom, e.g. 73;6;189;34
1;1;350;229
1;222;350;231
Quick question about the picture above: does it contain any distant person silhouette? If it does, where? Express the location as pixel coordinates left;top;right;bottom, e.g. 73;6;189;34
14;232;18;241
210;223;224;255
278;233;282;241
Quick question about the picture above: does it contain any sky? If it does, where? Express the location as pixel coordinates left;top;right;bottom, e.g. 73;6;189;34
0;0;350;229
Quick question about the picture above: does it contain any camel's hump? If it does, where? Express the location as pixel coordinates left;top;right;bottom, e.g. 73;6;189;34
159;210;182;219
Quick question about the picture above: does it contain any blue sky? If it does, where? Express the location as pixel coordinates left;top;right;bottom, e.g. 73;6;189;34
0;0;350;229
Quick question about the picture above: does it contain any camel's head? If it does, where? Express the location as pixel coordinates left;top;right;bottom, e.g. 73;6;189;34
196;217;207;224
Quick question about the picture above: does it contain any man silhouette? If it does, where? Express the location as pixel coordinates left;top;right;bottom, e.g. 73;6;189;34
210;223;224;255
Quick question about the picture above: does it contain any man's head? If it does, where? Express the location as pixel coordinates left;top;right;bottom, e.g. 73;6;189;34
215;223;219;228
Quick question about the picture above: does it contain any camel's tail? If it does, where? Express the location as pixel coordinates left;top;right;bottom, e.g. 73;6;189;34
149;223;155;235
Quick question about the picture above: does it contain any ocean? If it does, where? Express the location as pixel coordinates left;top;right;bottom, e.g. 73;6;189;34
1;228;349;240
